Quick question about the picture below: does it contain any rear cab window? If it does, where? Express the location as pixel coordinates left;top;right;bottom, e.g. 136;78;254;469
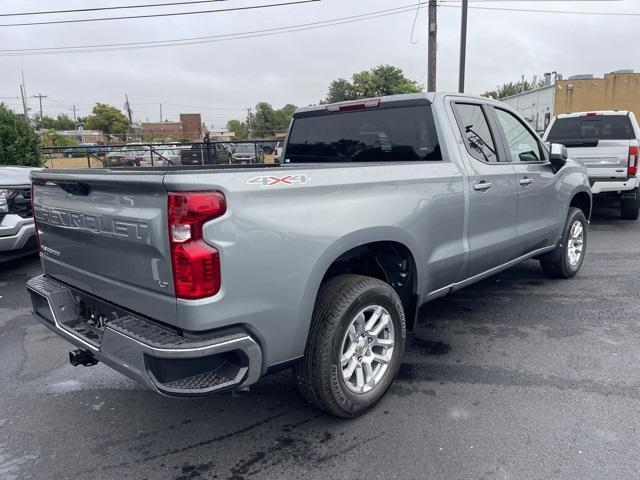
286;105;442;163
547;114;634;146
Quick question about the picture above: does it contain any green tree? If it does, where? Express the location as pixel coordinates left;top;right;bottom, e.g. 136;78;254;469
324;65;421;103
253;102;297;137
84;103;129;138
324;78;356;103
482;79;545;100
42;129;78;148
0;104;41;166
227;103;296;139
35;113;76;131
226;119;248;140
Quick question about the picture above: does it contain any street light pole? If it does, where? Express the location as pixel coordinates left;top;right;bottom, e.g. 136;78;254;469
458;0;468;93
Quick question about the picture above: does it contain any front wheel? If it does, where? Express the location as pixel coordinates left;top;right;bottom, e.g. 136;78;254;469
540;207;587;278
294;274;406;417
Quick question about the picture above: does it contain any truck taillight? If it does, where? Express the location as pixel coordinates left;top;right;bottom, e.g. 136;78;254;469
30;184;41;252
629;146;639;176
168;191;226;299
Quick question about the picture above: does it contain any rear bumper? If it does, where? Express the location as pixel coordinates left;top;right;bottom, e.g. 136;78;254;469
0;214;36;260
26;274;263;396
590;176;639;194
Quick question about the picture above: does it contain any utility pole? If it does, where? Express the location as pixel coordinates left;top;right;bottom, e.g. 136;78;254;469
159;103;163;122
124;94;133;125
246;107;252;139
427;0;437;92
124;94;133;140
32;93;47;126
19;84;29;121
458;0;468;93
20;69;29;121
69;105;78;123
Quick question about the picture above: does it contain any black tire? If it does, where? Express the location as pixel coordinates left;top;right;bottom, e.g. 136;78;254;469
621;188;640;220
294;274;406;417
540;207;587;279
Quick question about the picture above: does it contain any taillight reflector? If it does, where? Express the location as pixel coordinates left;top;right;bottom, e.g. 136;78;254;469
586;112;598;116
629;145;639;176
168;191;226;299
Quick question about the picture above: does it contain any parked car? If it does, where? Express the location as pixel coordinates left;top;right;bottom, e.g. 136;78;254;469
63;143;108;158
27;93;591;417
106;144;151;167
139;147;181;167
180;143;233;165
543;110;640;219
0;166;39;262
231;143;265;163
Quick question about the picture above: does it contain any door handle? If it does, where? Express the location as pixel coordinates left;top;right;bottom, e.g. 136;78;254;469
519;177;534;186
474;181;492;191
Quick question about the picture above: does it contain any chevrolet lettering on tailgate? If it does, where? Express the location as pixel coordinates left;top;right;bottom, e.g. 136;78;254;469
34;205;150;243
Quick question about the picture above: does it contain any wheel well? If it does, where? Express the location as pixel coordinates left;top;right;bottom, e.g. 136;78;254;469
570;191;591;219
321;241;419;330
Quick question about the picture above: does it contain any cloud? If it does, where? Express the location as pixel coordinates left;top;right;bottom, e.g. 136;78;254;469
0;0;636;127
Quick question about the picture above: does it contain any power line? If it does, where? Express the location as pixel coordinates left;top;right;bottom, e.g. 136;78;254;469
0;0;228;17
0;3;430;56
0;0;321;28
438;1;637;15
2;1;634;55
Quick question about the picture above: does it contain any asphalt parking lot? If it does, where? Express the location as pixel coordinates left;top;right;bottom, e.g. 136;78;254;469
1;200;639;480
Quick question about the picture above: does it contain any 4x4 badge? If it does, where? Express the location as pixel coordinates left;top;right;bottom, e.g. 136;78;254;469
247;174;310;187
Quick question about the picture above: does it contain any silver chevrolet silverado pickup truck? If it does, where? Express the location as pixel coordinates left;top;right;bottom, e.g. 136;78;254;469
27;93;591;417
0;166;38;262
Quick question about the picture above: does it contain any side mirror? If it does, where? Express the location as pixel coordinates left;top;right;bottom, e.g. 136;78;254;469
548;142;568;171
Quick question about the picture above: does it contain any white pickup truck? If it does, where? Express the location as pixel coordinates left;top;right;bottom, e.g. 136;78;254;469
543;110;640;219
0;166;38;262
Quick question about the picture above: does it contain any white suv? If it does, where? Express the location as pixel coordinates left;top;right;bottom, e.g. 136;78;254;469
543;110;640;219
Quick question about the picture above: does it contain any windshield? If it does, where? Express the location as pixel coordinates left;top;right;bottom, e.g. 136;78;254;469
286;105;441;163
547;115;634;141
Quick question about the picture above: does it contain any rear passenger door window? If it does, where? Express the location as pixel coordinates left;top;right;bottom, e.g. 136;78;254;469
452;103;498;163
494;108;544;163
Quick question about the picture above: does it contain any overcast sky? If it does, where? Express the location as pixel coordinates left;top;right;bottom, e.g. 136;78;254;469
0;0;636;129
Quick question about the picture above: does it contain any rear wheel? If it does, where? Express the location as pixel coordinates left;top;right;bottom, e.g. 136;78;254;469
540;207;587;278
294;274;406;417
621;188;640;220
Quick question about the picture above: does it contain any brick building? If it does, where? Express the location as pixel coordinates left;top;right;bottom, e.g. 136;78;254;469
554;70;640;118
502;70;640;133
140;113;203;141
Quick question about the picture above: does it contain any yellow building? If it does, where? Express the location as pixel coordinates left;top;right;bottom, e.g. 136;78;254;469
554;70;640;119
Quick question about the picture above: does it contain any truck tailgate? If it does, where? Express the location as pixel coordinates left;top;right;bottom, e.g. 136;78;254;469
31;171;176;323
567;140;630;179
